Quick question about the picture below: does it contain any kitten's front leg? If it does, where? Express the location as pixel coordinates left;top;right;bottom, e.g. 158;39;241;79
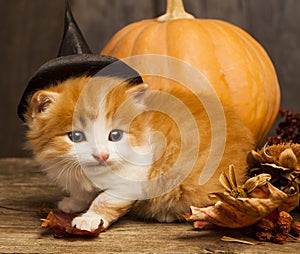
58;190;97;214
72;192;135;231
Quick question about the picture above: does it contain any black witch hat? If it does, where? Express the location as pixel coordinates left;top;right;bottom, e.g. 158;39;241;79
17;2;143;122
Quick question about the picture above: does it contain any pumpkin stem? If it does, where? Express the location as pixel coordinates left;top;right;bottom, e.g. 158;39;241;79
157;0;195;22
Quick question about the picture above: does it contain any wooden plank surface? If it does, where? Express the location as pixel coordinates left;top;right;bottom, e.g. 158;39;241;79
0;158;299;253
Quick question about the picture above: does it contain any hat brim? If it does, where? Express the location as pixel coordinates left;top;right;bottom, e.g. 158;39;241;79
17;54;143;121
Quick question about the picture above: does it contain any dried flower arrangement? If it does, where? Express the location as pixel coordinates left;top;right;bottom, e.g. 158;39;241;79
186;110;300;244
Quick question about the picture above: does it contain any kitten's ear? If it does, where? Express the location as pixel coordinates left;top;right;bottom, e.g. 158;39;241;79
126;83;148;104
29;90;60;119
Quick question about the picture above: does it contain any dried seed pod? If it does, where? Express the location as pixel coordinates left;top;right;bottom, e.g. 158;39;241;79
243;174;272;194
247;150;263;166
276;211;293;234
255;231;273;241
220;165;271;198
291;221;300;235
249;210;297;244
249;143;300;169
273;233;287;244
279;148;298;169
247;143;300;212
256;218;275;231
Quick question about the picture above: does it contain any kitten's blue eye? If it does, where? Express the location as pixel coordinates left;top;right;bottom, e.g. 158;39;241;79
68;131;86;143
109;129;123;142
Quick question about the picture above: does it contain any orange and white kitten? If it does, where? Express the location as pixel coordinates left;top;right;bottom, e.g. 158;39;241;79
25;75;254;231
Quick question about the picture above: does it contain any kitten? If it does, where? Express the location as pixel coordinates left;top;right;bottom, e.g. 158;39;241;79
24;75;254;231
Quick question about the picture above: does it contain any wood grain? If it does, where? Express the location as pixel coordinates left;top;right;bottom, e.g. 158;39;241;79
0;0;299;157
0;158;299;253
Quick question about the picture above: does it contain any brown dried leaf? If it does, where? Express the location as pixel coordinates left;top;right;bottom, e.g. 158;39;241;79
192;220;213;229
228;165;238;189
187;182;288;229
280;192;299;213
221;236;260;245
41;210;103;237
219;171;233;192
38;203;51;214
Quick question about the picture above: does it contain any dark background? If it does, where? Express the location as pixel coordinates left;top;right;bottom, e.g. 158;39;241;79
0;0;299;157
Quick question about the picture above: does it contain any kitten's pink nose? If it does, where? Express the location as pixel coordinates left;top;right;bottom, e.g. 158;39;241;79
92;153;109;162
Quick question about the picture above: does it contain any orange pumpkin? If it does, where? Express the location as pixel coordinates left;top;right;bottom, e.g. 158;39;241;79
101;0;280;145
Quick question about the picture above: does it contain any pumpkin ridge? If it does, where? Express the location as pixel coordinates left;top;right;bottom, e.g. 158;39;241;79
102;20;153;55
200;19;279;143
219;21;280;95
209;20;262;114
194;19;234;106
219;21;279;89
117;20;155;57
130;21;165;56
218;21;280;142
164;20;170;56
228;25;280;140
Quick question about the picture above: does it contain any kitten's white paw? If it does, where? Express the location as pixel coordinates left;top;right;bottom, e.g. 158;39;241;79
58;197;89;213
72;212;106;232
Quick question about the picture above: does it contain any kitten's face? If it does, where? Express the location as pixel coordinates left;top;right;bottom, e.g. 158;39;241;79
25;76;152;192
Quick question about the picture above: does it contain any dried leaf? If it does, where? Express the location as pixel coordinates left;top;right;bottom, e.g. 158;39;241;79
243;174;271;194
228;165;237;189
41;210;103;237
260;163;292;173
187;182;288;229
193;220;212;229
280;191;299;212
221;236;260;245
219;171;233;192
248;185;270;199
38;203;51;214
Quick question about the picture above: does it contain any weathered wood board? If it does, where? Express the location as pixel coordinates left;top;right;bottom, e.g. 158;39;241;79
0;158;299;253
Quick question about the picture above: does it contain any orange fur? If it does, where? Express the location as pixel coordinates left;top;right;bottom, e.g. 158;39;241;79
130;78;254;222
24;75;254;230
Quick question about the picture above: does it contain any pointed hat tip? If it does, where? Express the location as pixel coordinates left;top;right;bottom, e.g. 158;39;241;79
58;1;92;57
65;0;73;25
